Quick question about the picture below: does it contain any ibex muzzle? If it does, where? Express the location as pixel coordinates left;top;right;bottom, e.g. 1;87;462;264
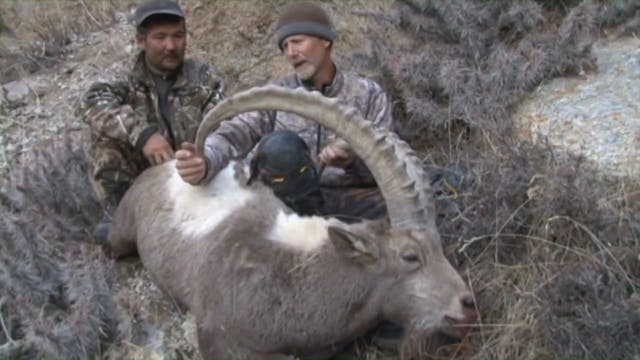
108;85;477;359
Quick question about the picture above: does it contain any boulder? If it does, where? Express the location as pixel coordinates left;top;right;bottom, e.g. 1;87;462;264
513;37;640;177
2;78;48;108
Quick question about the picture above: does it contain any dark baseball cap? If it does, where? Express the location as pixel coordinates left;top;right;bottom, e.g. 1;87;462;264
134;0;184;27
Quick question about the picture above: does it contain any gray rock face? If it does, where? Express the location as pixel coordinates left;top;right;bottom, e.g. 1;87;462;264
2;78;48;108
514;37;640;177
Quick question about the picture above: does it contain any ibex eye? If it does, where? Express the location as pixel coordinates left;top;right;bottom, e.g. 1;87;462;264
402;253;420;263
271;176;285;183
299;165;307;174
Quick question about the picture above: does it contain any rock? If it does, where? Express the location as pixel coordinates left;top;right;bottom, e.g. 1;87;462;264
513;37;640;177
2;78;48;108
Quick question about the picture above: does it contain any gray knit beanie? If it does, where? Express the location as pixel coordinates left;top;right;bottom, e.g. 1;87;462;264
274;2;336;51
134;0;184;27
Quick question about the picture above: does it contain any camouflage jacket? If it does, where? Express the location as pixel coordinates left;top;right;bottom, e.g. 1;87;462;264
202;67;394;187
79;51;225;152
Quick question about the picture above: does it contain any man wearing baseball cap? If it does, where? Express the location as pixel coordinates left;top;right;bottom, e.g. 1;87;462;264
176;1;395;220
79;0;225;242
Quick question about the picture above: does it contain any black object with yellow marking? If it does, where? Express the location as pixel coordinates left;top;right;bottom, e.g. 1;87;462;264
249;130;325;216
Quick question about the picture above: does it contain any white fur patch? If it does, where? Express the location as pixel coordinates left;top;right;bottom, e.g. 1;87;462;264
168;161;255;238
267;211;329;252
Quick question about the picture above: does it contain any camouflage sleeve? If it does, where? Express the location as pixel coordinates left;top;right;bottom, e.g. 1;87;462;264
366;85;394;132
345;83;395;186
79;81;153;148
201;110;274;183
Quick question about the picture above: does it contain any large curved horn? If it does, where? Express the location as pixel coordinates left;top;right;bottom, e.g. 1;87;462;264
195;85;435;230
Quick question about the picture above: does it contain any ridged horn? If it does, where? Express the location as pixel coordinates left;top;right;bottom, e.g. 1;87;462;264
195;85;435;230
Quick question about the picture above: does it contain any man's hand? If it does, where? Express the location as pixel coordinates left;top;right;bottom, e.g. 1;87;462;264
142;133;174;166
319;137;355;168
175;142;207;185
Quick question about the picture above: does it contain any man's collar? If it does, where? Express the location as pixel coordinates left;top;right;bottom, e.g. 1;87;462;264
144;56;179;81
296;63;343;97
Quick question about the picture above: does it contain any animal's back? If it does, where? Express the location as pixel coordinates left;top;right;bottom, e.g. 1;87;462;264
109;160;274;310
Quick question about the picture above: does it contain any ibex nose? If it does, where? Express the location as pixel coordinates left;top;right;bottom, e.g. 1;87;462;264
441;294;478;338
461;294;478;324
461;294;474;307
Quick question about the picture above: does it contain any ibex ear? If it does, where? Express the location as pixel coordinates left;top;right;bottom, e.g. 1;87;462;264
329;226;379;267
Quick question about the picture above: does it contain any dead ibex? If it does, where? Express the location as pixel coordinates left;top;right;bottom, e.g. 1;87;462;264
108;85;477;359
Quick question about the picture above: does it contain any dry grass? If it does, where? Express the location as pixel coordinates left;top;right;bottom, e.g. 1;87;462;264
436;137;640;359
0;0;138;83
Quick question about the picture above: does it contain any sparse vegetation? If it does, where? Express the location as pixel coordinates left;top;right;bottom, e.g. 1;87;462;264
0;0;137;83
0;1;639;359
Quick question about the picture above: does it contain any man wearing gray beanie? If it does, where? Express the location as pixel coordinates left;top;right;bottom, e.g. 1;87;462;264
176;1;395;221
274;1;336;52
